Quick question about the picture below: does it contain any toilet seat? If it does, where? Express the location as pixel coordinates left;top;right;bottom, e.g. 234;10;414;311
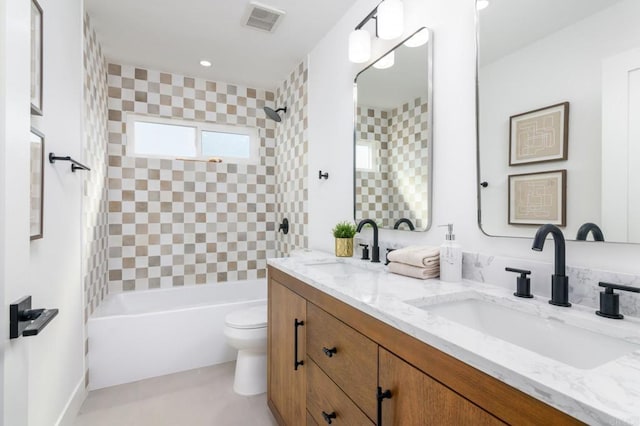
225;304;267;329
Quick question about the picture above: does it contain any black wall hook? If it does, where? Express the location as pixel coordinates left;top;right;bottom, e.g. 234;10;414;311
318;170;329;180
49;153;91;172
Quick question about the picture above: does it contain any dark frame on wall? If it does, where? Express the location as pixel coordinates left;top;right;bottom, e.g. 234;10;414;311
508;169;567;227
30;0;43;116
509;102;569;166
30;128;45;240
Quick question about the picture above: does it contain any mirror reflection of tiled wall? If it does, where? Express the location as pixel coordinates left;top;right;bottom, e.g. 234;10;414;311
355;97;429;230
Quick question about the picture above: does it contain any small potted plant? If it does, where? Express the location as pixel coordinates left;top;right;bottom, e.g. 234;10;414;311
332;221;357;257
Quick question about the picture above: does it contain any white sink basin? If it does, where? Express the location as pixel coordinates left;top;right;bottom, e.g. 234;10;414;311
304;261;371;276
414;298;640;369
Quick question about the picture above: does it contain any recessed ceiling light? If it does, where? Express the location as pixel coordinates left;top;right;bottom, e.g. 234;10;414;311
200;60;212;67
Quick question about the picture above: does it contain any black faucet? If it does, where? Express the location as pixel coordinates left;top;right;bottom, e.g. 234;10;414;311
576;222;605;241
393;218;415;231
356;219;380;263
531;224;571;307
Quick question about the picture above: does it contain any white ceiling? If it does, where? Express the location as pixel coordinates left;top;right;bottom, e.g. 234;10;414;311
479;0;622;66
85;0;359;91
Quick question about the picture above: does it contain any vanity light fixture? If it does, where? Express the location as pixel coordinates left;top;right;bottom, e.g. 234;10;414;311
476;0;490;10
377;0;404;40
200;60;212;67
348;0;404;64
373;51;395;69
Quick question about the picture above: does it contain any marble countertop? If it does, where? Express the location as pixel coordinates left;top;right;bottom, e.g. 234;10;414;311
268;250;640;426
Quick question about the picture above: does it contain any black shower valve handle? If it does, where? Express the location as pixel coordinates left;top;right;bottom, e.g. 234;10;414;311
278;218;289;235
319;170;329;180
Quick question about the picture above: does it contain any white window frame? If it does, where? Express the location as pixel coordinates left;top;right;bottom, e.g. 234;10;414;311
355;139;379;172
125;113;259;164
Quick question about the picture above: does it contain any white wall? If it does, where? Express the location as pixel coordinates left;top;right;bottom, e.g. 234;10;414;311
2;0;33;423
2;0;86;424
307;0;640;275
479;0;640;239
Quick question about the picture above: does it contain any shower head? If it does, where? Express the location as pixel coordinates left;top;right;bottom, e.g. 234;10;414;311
264;106;287;122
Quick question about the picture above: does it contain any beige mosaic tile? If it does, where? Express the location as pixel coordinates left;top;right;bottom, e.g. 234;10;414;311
275;61;308;256
107;64;277;292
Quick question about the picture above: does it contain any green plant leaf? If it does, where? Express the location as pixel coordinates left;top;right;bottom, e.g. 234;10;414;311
331;221;357;238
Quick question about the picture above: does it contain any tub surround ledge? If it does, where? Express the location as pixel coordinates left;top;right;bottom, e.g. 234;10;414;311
268;254;640;426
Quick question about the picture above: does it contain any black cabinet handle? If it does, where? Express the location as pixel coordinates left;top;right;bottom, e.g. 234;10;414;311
322;346;337;358
294;318;304;370
376;386;392;425
321;411;337;424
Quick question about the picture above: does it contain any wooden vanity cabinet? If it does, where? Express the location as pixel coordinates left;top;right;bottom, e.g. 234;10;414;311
306;302;378;419
379;347;504;425
267;278;307;425
267;266;583;426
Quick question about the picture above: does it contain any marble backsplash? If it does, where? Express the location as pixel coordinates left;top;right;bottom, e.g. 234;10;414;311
462;251;640;318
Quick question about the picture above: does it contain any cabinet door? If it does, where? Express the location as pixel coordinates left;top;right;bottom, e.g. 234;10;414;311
378;348;505;426
268;279;307;425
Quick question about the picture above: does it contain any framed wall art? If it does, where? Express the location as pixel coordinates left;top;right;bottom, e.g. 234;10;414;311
30;128;45;240
30;0;43;116
508;170;566;226
509;102;569;166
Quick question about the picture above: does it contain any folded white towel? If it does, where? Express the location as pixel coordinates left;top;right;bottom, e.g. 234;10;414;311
388;261;439;280
387;246;440;268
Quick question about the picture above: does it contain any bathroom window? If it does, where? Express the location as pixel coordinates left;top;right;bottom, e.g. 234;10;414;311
126;114;259;163
356;140;379;171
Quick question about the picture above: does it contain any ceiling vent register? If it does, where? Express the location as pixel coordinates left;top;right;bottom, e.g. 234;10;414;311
243;2;286;33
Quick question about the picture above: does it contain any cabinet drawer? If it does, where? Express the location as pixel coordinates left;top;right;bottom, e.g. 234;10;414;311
307;303;377;420
307;359;373;426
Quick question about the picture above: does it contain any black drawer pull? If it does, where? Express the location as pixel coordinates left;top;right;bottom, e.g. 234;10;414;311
321;411;337;424
322;346;337;357
377;386;393;425
294;319;304;370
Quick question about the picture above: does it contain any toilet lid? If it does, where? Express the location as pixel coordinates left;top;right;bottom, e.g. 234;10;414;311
225;304;268;329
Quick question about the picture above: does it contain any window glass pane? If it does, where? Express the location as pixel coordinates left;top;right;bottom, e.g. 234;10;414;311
201;131;251;158
134;122;196;157
356;144;373;170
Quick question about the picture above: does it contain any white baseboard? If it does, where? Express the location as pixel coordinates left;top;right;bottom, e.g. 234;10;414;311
55;376;87;426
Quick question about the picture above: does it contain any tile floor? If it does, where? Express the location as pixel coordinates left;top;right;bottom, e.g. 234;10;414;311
75;362;278;426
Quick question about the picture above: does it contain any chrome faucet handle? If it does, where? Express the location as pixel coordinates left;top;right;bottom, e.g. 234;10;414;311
596;282;640;319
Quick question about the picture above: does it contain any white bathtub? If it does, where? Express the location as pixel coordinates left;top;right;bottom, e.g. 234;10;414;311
88;279;267;390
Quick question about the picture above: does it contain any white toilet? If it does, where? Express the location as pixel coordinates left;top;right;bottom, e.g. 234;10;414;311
224;303;268;396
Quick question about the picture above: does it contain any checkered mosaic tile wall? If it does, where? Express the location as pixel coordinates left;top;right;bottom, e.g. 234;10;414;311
107;64;277;292
388;97;429;230
355;106;390;227
355;97;429;229
83;13;109;387
275;61;308;256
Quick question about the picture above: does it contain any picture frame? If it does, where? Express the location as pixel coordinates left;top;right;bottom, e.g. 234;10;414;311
30;0;43;116
509;102;569;166
508;170;566;226
30;128;45;240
